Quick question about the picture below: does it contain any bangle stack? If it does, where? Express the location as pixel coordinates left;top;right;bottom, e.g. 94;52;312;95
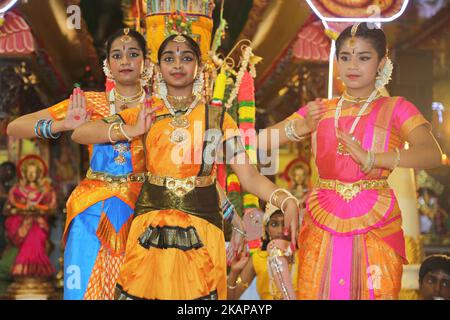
269;188;298;214
360;150;375;174
280;196;298;214
285;119;305;142
222;199;235;224
34;119;61;139
392;147;401;170
108;123;131;143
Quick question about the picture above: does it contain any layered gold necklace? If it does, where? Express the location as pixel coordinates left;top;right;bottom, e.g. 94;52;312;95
167;95;194;112
161;94;201;144
114;87;144;109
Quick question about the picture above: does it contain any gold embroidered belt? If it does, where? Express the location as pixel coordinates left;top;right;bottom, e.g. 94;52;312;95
86;168;146;184
316;178;389;202
145;173;216;197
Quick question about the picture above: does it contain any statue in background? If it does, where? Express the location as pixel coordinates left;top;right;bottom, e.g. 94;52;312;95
281;157;311;205
4;155;57;299
416;170;449;246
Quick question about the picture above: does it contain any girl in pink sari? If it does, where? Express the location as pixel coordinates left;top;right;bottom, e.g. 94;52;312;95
259;23;443;299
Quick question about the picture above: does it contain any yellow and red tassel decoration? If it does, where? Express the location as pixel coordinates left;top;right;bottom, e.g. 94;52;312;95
238;71;259;211
211;68;228;189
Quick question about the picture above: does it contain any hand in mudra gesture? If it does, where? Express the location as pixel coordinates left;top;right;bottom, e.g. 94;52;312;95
337;129;369;166
64;87;91;130
131;101;162;137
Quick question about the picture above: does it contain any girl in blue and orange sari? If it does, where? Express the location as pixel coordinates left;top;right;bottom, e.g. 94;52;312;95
6;28;155;299
72;33;301;300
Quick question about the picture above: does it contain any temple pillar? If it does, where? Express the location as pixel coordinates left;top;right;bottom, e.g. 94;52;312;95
387;167;423;300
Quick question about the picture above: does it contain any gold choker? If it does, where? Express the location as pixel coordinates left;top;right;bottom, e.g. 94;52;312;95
115;88;144;104
167;95;194;112
342;91;380;104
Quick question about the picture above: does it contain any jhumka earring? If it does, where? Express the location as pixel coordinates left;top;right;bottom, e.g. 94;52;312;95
140;63;154;87
155;71;168;98
192;70;204;96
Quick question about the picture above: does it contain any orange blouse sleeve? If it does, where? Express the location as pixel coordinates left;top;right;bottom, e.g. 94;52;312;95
47;100;69;121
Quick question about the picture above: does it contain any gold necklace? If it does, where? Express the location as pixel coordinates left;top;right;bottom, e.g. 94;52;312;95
162;94;201;144
114;87;144;104
342;91;375;104
167;95;194;112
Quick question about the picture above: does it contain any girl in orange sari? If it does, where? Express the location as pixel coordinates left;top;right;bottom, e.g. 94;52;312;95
258;23;443;300
73;33;301;300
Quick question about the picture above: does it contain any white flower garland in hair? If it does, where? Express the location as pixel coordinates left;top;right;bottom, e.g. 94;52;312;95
103;59;114;80
375;56;394;90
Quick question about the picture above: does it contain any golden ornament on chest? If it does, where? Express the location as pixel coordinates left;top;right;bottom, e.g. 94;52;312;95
169;115;190;144
112;143;130;165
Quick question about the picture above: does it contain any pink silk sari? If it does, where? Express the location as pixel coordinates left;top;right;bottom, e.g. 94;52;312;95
291;97;429;299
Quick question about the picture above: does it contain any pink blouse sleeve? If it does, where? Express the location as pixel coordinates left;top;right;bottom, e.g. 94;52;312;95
393;98;431;139
287;105;307;121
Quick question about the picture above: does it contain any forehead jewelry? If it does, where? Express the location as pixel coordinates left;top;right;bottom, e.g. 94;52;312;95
349;23;361;54
173;33;187;43
121;28;132;44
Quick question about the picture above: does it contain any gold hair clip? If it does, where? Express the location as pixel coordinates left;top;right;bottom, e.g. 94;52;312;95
349;23;361;52
350;23;360;38
121;28;132;43
173;33;187;43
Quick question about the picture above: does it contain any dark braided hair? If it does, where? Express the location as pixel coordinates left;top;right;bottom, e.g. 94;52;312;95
336;23;387;61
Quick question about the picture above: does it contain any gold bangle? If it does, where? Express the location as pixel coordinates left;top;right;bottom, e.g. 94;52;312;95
108;123;117;143
361;150;374;173
119;123;132;141
236;276;249;289
269;188;292;209
112;123;126;142
280;196;298;214
227;276;249;290
227;280;237;290
269;188;283;207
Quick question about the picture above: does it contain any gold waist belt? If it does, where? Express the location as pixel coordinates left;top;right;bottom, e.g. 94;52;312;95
316;178;389;202
86;168;146;184
146;173;216;197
